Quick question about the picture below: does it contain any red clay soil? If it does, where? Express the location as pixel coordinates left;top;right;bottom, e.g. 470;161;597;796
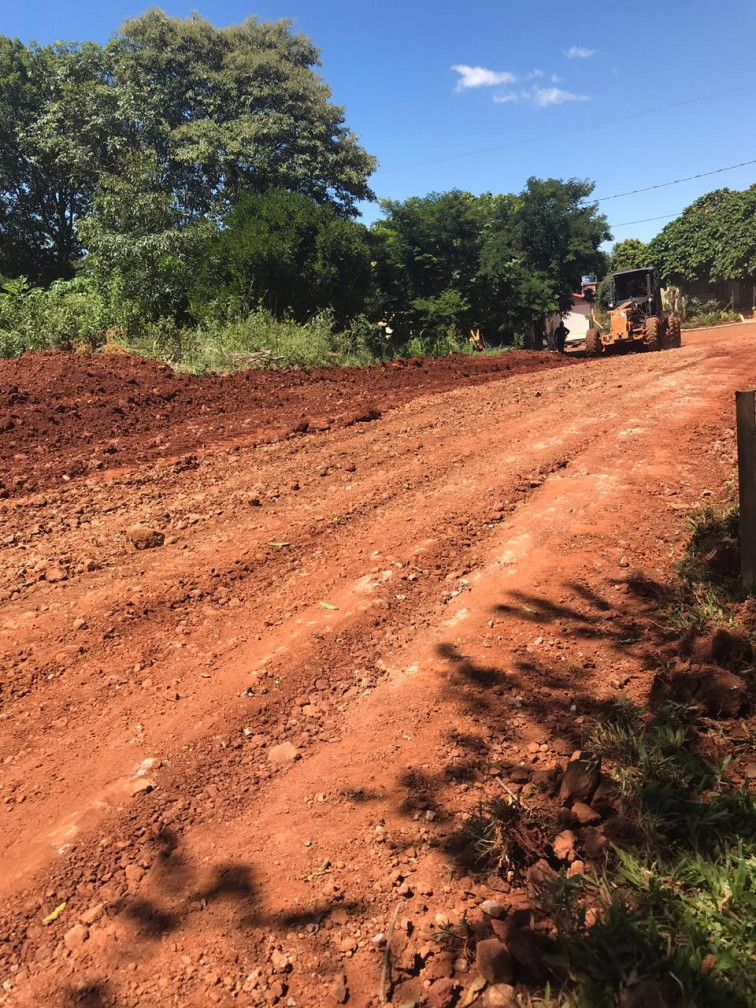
0;349;572;497
1;325;755;1008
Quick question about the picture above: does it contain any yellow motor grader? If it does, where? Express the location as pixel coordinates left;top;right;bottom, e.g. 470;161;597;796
585;267;681;356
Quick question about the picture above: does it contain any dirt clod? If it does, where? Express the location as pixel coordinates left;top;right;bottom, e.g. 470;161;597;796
63;923;89;952
268;742;300;764
426;977;461;1008
572;801;601;825
129;778;155;796
558;754;600;805
552;829;577;862
481;984;519;1008
474;938;514;984
328;974;348;1004
127;523;165;550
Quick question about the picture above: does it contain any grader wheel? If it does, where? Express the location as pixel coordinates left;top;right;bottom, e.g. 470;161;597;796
667;316;682;348
585;328;602;357
644;316;661;351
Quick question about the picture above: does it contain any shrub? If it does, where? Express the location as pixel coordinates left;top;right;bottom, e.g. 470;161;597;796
0;276;109;355
682;298;741;329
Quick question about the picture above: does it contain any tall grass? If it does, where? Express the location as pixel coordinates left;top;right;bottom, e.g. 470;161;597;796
0;277;490;373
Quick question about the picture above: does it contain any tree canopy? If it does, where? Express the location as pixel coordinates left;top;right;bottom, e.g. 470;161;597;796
609;238;650;273
0;37;117;281
372;179;610;340
0;11;376;282
190;188;374;326
649;186;756;284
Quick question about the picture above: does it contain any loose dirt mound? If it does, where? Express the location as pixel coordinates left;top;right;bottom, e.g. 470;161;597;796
0;349;571;496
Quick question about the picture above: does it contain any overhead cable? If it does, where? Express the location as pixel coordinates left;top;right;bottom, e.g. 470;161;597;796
596;158;756;201
378;85;753;174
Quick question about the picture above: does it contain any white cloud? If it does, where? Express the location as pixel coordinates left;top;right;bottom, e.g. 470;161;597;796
493;86;590;106
564;45;596;59
533;85;589;106
452;64;517;90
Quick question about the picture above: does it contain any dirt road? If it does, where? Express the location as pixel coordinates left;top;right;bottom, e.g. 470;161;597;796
1;325;754;1007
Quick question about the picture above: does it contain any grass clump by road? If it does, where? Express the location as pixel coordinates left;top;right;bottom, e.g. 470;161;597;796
654;500;744;637
539;700;756;1008
681;300;742;330
533;499;756;1008
460;795;554;880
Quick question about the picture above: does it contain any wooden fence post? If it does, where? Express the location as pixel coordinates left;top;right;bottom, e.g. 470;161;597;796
736;390;756;589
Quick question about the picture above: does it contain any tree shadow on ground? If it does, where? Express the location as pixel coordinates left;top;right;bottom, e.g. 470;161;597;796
392;541;756;1007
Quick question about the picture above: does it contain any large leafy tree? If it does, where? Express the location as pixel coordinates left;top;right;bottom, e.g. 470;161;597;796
190;189;374;325
512;177;610;310
109;11;376;218
371;190;491;335
0;38;118;281
0;12;376;281
76;152;212;327
649;186;756;284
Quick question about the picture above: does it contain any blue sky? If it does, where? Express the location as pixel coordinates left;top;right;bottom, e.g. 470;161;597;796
5;0;755;244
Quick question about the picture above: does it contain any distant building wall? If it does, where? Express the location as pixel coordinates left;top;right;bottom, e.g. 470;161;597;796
546;293;592;346
681;277;756;310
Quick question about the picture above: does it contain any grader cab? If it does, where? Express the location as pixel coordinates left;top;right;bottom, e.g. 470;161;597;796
585;267;681;356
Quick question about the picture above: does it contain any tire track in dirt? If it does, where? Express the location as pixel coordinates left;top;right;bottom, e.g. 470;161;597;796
1;378;606;892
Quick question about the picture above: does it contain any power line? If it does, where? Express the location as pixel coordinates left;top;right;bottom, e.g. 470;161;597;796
596;158;756;201
612;213;680;229
378;85;753;174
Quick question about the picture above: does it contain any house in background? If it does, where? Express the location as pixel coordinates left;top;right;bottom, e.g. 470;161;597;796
546;276;597;348
679;276;756;313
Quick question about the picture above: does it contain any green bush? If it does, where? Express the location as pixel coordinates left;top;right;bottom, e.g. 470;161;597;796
682;298;741;329
541;700;756;1007
0;276;110;356
134;310;370;374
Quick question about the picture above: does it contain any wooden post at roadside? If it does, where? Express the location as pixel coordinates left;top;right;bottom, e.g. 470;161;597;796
736;390;756;589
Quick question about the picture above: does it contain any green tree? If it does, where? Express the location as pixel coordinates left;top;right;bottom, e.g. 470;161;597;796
649;186;756;284
0;12;376;281
609;238;649;272
372;180;609;343
191;188;373;326
371;190;491;337
109;11;376;218
512;177;610;312
76;152;213;329
0;37;118;281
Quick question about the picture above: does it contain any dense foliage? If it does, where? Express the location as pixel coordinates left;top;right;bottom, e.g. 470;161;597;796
650;185;756;285
191;189;374;327
0;11;375;283
0;12;612;370
373;179;609;342
609;238;650;272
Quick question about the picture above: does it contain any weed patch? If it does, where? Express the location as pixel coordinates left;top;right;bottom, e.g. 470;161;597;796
661;502;743;638
519;497;756;1006
449;796;554;879
534;695;756;1006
